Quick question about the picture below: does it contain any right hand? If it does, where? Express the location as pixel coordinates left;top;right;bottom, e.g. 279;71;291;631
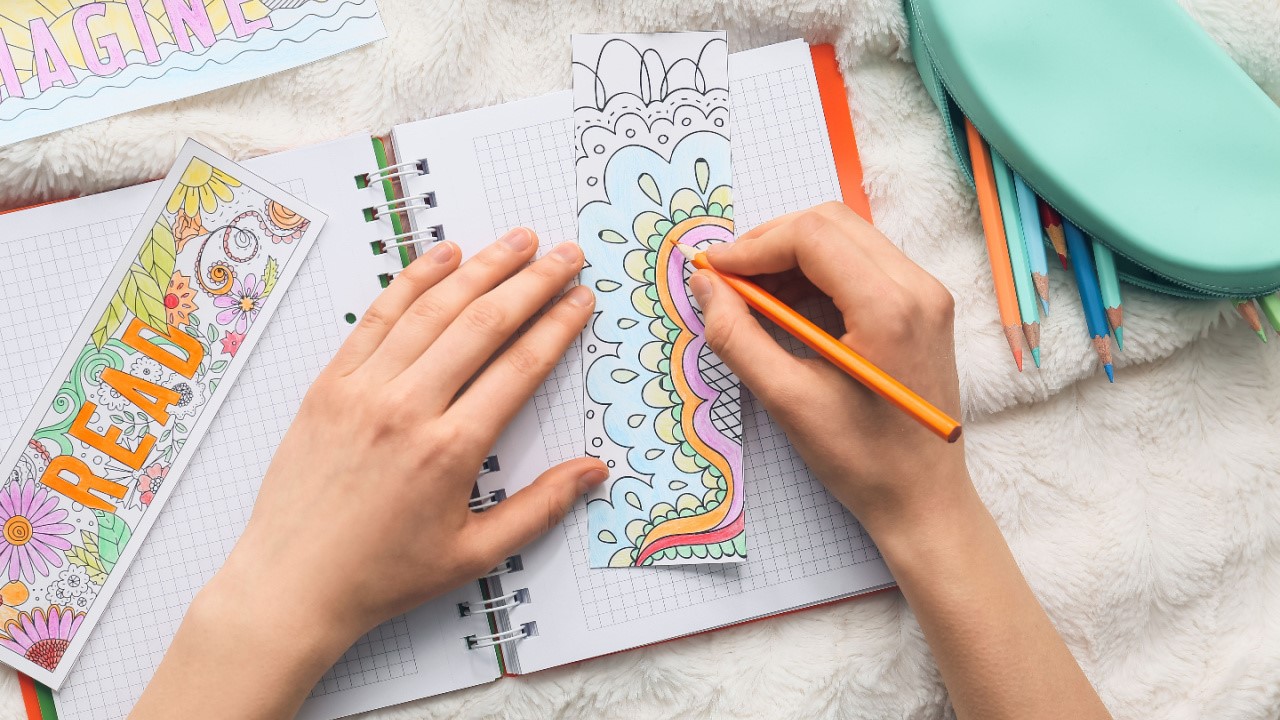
691;202;968;541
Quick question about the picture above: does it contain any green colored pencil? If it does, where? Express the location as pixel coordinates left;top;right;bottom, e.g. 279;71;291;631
1091;241;1125;351
1258;293;1280;337
989;153;1041;367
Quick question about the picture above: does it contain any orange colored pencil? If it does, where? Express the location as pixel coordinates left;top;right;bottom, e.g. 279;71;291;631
964;119;1024;371
676;244;962;443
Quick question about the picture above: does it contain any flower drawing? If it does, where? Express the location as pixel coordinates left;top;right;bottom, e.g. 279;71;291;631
89;381;130;412
0;483;74;582
171;209;207;253
0;581;28;628
220;331;245;357
129;357;168;386
266;200;304;230
137;463;167;506
51;566;96;611
0;606;85;672
167;158;242;216
166;377;207;420
213;274;265;334
164;272;199;327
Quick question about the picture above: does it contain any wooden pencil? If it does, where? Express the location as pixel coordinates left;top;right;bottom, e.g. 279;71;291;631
1062;219;1115;382
676;243;963;442
964;119;1024;371
1091;241;1126;351
990;153;1042;368
1037;199;1069;270
1012;173;1051;316
1257;293;1280;337
1232;300;1268;343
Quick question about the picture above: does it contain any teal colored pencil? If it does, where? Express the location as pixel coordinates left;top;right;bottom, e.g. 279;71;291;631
989;153;1041;367
1012;173;1050;316
1258;293;1280;337
1091;241;1125;351
1063;219;1115;382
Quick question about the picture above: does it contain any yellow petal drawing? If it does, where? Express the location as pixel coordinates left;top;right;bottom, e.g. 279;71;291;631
167;158;242;215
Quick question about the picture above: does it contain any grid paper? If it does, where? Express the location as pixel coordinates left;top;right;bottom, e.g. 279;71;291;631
0;214;139;444
1;181;419;718
475;63;882;630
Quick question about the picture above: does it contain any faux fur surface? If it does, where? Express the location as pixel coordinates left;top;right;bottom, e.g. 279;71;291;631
1;1;1278;718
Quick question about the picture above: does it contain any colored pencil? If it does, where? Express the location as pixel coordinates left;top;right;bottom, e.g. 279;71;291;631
1258;293;1280;337
1232;299;1268;343
1091;241;1126;351
1012;173;1051;317
676;243;962;442
1038;199;1069;270
964;120;1024;371
1062;219;1115;382
990;154;1042;367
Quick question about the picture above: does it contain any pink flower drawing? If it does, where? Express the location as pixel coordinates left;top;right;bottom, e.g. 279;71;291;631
220;331;245;357
213;274;266;334
0;605;85;671
0;483;73;583
138;463;168;506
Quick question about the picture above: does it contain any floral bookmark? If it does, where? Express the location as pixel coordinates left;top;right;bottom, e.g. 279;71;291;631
574;33;745;568
0;140;325;687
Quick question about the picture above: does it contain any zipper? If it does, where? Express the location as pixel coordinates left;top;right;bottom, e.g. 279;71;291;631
906;0;1273;299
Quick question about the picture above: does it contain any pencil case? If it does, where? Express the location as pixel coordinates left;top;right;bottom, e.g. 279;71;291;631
905;0;1280;299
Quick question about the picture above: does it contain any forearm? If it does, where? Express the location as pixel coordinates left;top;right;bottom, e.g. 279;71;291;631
871;479;1110;720
130;551;356;720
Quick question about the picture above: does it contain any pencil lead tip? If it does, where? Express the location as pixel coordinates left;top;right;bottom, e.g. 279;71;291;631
1104;364;1115;383
1257;328;1269;344
1114;326;1125;351
1058;254;1069;271
1031;347;1041;368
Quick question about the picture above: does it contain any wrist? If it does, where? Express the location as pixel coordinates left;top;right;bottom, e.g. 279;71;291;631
860;469;991;571
193;545;360;678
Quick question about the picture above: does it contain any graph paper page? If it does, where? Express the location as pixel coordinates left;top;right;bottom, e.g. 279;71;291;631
393;40;894;673
0;137;499;719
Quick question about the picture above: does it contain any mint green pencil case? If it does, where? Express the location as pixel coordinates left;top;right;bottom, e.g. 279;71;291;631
905;0;1280;299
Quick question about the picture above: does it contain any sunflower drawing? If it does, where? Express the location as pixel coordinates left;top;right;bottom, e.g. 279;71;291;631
166;157;242;216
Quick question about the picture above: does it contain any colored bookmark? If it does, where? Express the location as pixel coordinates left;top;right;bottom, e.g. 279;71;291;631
1258;293;1280;337
1012;173;1050;316
1038;199;1069;270
1233;299;1269;343
1062;219;1115;382
1091;241;1125;351
990;153;1041;367
964;119;1024;371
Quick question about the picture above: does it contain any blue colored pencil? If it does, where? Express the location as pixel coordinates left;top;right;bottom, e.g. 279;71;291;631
1012;174;1050;316
1062;219;1114;382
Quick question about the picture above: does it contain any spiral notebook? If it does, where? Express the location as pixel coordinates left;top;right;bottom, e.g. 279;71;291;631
10;40;893;720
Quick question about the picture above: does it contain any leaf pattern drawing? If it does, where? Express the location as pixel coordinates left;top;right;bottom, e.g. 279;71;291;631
0;143;323;682
574;33;745;568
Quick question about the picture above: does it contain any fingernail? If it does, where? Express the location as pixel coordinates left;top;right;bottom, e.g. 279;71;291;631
551;242;582;263
500;227;533;251
427;241;455;263
689;273;713;305
565;285;594;307
577;467;609;492
705;243;727;261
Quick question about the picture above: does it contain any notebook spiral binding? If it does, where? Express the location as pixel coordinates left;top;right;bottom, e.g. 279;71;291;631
364;154;534;653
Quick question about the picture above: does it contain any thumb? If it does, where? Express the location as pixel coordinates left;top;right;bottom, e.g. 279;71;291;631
474;457;607;560
691;270;802;397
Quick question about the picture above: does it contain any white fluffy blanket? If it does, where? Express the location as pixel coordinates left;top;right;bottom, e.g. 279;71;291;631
3;1;1279;718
